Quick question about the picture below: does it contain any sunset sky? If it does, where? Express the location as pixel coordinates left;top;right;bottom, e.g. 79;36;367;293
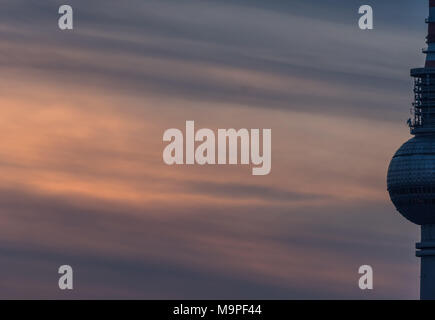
0;0;427;298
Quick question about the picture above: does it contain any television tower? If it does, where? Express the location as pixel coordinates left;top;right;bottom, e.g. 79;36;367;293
387;0;435;300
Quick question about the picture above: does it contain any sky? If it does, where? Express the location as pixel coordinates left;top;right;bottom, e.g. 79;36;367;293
0;0;428;298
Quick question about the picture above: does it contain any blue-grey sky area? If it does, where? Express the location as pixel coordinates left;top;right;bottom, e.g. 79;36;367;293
0;0;428;298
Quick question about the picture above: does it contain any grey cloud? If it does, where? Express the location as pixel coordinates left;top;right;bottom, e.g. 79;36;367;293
187;181;327;202
0;187;419;298
0;0;424;122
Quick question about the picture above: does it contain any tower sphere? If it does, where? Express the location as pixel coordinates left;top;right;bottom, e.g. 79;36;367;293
388;134;435;225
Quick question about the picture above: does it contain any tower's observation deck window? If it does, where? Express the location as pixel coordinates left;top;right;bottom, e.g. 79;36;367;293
410;68;435;133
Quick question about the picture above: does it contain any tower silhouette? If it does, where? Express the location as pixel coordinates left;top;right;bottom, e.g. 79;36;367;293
387;0;435;300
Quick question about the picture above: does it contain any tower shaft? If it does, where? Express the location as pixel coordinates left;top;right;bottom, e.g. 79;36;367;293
417;225;435;299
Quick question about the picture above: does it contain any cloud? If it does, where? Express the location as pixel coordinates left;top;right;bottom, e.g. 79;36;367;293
0;0;423;121
187;181;327;202
0;0;424;298
0;187;419;298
